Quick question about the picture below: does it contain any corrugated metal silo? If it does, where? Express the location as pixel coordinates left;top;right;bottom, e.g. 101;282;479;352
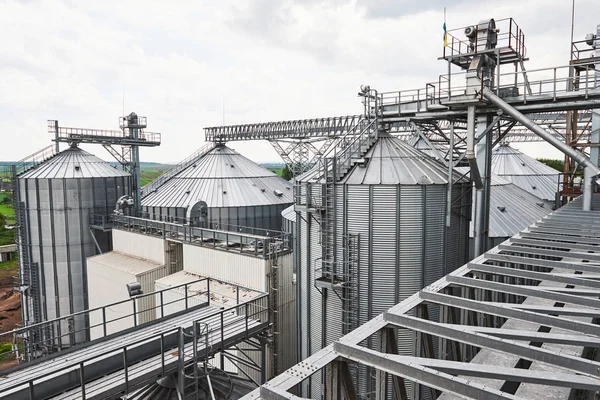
296;133;471;398
462;170;553;258
142;144;293;231
491;143;560;202
17;145;131;345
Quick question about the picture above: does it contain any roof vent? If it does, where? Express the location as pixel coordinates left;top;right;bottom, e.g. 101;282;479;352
497;206;506;212
274;189;284;197
223;190;227;194
531;185;536;190
192;164;197;168
261;188;266;193
74;164;81;171
286;187;291;190
521;162;526;166
230;164;235;168
185;190;191;194
536;202;545;207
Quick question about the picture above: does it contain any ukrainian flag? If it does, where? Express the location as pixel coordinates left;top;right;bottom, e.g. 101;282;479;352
443;22;448;47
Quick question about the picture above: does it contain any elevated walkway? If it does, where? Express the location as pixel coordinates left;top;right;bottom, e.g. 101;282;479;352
0;278;269;400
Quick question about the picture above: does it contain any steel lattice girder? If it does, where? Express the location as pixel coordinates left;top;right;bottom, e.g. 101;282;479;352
242;195;600;400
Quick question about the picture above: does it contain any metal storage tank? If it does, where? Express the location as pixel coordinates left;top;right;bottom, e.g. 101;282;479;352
141;144;293;231
296;133;471;398
491;142;560;202
455;168;553;258
17;144;131;346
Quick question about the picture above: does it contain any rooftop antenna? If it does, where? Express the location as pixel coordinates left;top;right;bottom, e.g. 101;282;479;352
570;0;575;60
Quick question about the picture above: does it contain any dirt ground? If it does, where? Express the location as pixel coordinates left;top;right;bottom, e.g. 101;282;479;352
0;258;20;369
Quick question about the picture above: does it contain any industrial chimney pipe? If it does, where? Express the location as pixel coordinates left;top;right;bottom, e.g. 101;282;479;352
482;87;600;211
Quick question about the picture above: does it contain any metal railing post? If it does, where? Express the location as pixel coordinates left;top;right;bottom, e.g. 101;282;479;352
185;284;189;309
123;347;129;394
132;300;137;326
79;362;86;399
160;291;164;318
160;333;165;376
102;307;107;337
207;280;211;306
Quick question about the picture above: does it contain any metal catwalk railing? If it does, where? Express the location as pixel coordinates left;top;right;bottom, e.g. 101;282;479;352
141;142;216;198
112;215;292;258
0;277;263;366
0;281;269;400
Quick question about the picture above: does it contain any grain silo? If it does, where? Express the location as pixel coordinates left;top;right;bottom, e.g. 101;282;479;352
455;168;553;258
17;144;131;346
491;142;560;202
141;144;293;231
295;132;471;397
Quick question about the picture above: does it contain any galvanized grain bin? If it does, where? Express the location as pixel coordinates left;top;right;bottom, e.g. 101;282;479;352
142;144;293;231
295;133;471;397
491;143;559;202
18;145;131;345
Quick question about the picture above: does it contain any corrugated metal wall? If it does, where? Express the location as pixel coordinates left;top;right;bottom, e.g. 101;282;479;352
87;254;169;339
143;204;291;232
183;244;268;291
112;229;166;264
20;175;131;346
298;181;471;398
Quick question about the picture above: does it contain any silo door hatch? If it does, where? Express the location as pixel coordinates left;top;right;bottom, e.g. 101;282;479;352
314;275;345;290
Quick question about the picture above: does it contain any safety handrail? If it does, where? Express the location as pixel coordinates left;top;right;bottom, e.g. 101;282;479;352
141;142;216;197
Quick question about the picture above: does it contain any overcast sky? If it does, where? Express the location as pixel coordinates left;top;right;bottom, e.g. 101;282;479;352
1;0;598;164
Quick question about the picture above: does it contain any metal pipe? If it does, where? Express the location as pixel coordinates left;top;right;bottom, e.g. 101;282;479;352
482;88;600;174
583;167;594;211
483;87;600;210
446;121;455;228
473;188;485;256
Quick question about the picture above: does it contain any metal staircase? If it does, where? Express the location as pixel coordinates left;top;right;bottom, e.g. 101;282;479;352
314;89;378;290
141;142;216;198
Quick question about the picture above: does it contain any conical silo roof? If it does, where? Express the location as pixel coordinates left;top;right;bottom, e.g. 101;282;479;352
491;143;559;201
455;167;552;238
142;144;293;209
340;133;468;185
19;145;129;179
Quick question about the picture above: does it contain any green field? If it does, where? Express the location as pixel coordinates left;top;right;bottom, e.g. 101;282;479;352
140;169;168;186
0;194;13;225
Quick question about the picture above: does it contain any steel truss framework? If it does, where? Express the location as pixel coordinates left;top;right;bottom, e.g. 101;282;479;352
244;194;600;400
48;116;161;215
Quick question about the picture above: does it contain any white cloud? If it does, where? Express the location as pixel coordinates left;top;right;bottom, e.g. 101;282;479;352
0;0;598;164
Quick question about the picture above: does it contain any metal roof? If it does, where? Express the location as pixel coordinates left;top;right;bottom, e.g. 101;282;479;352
456;168;553;238
19;145;129;179
142;144;293;209
281;205;296;223
244;194;600;400
337;134;469;185
491;143;559;201
87;251;164;276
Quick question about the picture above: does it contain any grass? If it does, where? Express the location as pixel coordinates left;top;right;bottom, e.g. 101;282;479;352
140;169;168;186
269;168;284;177
0;194;14;226
0;257;17;270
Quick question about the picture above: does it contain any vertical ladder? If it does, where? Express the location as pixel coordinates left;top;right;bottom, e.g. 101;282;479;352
341;233;360;335
268;242;280;376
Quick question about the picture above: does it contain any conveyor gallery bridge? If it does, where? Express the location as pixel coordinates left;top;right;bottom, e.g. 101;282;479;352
0;278;269;400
